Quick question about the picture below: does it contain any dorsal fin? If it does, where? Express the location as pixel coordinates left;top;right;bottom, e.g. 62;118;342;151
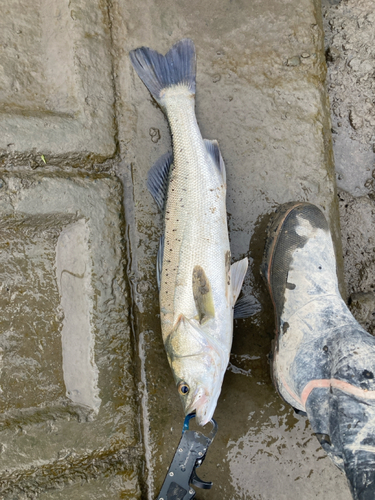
204;139;226;183
147;151;173;210
192;265;215;323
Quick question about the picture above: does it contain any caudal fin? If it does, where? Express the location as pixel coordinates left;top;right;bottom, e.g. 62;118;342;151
129;39;196;106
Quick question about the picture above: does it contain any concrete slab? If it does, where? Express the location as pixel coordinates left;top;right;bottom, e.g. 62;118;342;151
112;0;352;497
0;0;116;165
0;173;141;498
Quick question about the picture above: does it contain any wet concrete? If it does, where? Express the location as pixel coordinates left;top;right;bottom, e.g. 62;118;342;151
111;0;352;497
0;0;371;497
36;471;141;500
0;0;116;165
0;173;141;498
323;0;375;335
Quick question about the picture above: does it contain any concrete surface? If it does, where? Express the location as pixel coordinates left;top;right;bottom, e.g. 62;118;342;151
0;174;141;498
113;0;351;498
323;0;375;337
0;0;372;498
0;0;116;166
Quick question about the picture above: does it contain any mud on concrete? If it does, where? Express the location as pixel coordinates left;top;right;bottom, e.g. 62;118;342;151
0;0;372;498
323;0;375;335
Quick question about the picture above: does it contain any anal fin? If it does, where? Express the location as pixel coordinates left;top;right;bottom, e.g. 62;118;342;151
231;257;248;304
231;257;260;319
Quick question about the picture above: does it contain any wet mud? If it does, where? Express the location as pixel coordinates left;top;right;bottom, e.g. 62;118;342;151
323;0;375;335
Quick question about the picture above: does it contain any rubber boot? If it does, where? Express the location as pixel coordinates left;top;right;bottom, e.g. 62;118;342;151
261;202;375;500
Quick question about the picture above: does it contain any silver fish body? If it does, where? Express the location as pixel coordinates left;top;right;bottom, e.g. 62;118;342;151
130;39;248;425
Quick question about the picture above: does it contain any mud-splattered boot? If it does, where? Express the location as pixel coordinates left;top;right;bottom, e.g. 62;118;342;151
261;202;375;500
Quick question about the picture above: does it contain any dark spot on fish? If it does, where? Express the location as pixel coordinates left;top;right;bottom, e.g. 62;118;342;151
363;370;374;379
318;266;322;270
282;322;289;334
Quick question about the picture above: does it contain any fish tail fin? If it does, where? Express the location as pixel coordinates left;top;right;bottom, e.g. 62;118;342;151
129;39;196;106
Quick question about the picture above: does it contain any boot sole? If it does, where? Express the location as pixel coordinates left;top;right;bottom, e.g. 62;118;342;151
260;201;308;314
260;201;310;399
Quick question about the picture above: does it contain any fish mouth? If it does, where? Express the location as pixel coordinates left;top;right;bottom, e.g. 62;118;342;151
195;407;214;427
186;387;217;426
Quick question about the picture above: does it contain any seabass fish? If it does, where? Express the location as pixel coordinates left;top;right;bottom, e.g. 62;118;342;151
130;39;249;425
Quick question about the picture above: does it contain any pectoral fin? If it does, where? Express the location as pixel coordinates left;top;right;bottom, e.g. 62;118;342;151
192;265;215;323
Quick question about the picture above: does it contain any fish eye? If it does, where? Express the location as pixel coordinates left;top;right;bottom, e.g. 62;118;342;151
177;381;190;395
